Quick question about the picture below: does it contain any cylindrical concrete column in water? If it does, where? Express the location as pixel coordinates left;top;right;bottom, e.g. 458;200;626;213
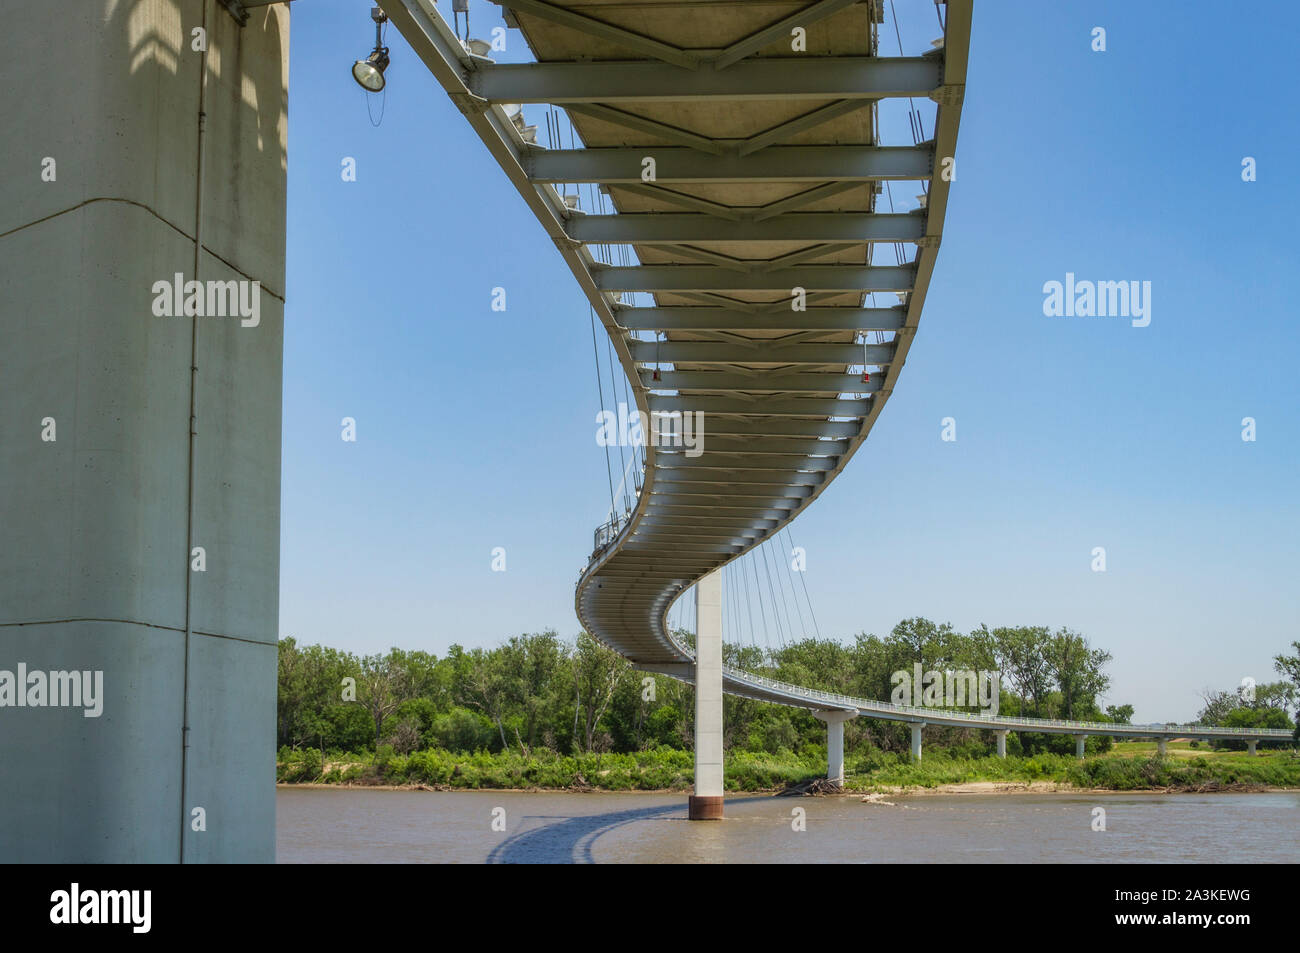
688;569;724;819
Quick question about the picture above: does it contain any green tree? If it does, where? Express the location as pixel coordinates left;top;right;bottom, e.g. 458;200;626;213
1105;704;1134;724
571;632;627;752
356;651;415;749
996;626;1053;716
1044;628;1112;719
1197;688;1239;726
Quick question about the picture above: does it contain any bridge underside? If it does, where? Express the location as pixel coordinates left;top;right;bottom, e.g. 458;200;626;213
504;1;973;667
385;0;968;693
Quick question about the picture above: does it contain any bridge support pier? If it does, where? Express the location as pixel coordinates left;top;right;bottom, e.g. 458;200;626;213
910;723;924;762
0;0;288;862
1074;735;1087;760
1247;740;1258;756
813;710;858;785
688;568;724;820
994;729;1009;758
1157;738;1167;757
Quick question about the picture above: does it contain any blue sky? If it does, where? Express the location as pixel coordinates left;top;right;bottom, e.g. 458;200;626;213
280;1;1299;722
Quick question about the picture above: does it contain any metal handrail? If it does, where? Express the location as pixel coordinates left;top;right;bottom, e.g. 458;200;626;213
591;556;1292;739
592;514;628;554
718;666;1294;737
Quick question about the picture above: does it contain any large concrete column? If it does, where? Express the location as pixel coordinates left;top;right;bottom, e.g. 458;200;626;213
1074;735;1087;760
689;569;724;819
1247;740;1258;756
910;723;924;762
994;729;1008;758
1157;738;1167;757
813;710;858;785
0;1;288;861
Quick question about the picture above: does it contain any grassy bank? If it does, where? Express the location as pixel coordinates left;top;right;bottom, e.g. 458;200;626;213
845;744;1300;793
278;741;1300;793
277;745;825;792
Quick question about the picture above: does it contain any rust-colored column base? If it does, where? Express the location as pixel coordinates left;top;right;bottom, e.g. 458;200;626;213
688;795;724;820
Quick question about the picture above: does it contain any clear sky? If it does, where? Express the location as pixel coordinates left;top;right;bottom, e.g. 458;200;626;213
280;0;1299;723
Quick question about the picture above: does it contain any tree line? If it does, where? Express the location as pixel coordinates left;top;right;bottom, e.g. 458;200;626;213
1194;641;1300;748
279;618;1287;760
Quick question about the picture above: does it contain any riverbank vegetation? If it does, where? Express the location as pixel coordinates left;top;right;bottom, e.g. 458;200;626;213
276;626;1300;792
275;742;1300;793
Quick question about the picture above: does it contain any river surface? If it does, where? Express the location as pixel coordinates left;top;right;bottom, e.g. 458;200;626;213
276;788;1300;863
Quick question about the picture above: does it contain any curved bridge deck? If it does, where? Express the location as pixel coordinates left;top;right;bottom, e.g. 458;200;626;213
385;0;1288;748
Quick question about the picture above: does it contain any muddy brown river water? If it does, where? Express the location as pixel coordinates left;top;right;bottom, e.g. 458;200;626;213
275;788;1300;863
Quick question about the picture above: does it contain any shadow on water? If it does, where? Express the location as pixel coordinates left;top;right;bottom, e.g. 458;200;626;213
487;796;772;864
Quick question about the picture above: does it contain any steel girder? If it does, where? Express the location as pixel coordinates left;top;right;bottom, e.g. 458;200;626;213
468;56;942;103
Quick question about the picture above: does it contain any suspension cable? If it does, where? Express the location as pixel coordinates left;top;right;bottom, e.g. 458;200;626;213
589;306;617;519
784;526;822;639
779;535;809;641
749;547;770;653
758;539;786;647
603;335;630;514
741;552;757;648
766;536;797;643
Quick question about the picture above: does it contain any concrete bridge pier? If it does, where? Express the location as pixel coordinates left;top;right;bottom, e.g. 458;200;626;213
1247;740;1258;756
0;0;288;862
813;710;858;785
910;723;925;762
1074;735;1088;760
1157;738;1168;757
994;729;1009;758
688;568;724;820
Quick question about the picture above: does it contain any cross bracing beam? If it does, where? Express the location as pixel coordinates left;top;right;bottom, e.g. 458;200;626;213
595;552;723;565
631;528;755;541
526;145;933;184
595;265;915;293
638;515;779;530
738;100;871;155
751;181;864;220
656;455;838;471
689;418;862;438
597;559;721;572
634;520;759;535
710;0;864;69
468;57;942;103
636;526;762;540
631;341;893;364
561;103;729;154
569;214;923;245
606;183;746;219
487;0;705;69
674;436;850;455
649;395;871;416
648;487;806;502
646;507;793;522
652;483;814;499
622;542;741;555
616;307;906;332
651;492;810;508
492;0;875;72
647;496;804;510
654;469;826;487
643;372;883;393
633;539;761;553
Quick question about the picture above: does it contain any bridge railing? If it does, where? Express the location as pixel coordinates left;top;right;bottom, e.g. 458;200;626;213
720;666;1295;737
592;515;628;556
660;626;1292;738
